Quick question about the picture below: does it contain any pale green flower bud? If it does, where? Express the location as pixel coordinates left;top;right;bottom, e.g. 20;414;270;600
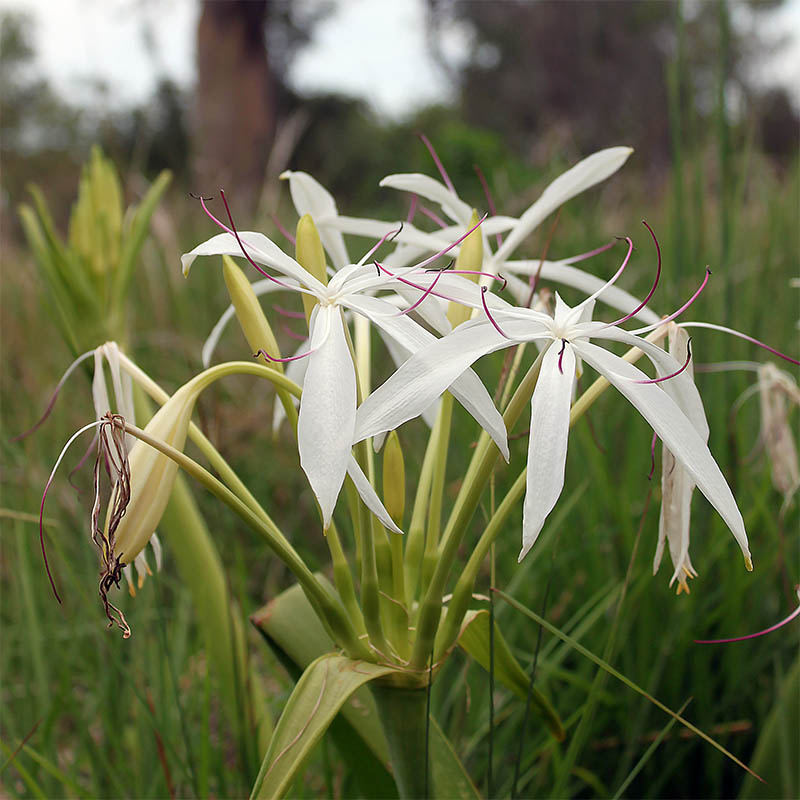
222;255;284;371
111;381;199;567
382;430;406;528
295;214;328;324
447;209;483;328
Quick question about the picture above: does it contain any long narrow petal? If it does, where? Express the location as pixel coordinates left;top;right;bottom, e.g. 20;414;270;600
280;170;350;268
494;147;633;264
520;343;576;560
347;302;515;458
182;231;326;293
588;326;709;438
346;456;403;534
353;318;518;453
297;306;356;528
379;173;472;223
572;340;750;564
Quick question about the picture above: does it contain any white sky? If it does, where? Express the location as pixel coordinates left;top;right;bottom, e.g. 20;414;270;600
2;0;798;117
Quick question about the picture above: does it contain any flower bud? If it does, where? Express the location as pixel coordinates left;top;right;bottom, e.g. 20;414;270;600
111;381;198;567
295;214;328;324
222;255;284;372
448;209;483;328
382;430;406;528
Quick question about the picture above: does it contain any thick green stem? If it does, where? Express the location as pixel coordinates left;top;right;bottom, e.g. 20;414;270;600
409;348;548;669
123;421;370;661
404;412;440;604
421;393;453;595
370;684;433;799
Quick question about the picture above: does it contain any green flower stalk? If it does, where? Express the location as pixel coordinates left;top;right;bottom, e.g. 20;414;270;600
18;146;171;352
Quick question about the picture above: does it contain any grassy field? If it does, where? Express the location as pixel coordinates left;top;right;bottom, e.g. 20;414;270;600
1;126;798;800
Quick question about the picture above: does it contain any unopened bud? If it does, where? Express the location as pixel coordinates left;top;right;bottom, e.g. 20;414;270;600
222;255;283;372
448;209;483;327
382;430;406;528
111;381;199;567
295;214;328;324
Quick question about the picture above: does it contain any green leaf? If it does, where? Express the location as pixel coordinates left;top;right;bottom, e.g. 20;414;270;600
495;588;764;784
457;608;565;741
251;653;397;799
739;657;799;799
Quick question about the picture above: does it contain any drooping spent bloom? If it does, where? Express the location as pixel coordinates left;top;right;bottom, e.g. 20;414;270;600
355;241;751;566
653;324;703;594
182;210;508;529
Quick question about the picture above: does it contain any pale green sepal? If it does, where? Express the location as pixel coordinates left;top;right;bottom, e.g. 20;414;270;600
250;653;397;799
455;608;565;741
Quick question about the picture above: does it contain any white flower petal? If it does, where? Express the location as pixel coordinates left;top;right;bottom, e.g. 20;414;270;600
346;297;511;458
353;318;518;456
379;173;473;223
494;147;633;263
588;325;709;439
520;343;575;560
346;456;403;534
297;306;356;528
572;340;750;563
182;231;325;293
281;170;349;268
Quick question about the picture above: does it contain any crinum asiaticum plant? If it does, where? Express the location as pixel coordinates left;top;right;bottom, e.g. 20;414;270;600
40;144;797;798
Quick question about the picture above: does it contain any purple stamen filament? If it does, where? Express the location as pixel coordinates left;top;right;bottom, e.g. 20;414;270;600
254;347;313;364
281;324;307;342
635;339;693;384
419;132;456;194
481;287;511;339
374;262;461;306
406;194;418;224
398;269;445;315
273;304;306;319
695;591;800;643
677;323;800;366
607;221;662;327
647;431;658;480
194;192;295;291
360;223;404;268
271;214;296;246
419;205;447;229
557;339;568;374
473;164;502;248
566;239;618;264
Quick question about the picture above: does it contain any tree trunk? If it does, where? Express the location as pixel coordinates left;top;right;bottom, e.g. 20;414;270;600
193;0;274;214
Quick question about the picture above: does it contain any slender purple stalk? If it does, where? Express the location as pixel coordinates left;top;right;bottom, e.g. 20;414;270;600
419;132;456;194
695;592;800;643
254;347;314;364
474;164;502;248
273;304;306;319
635;340;692;384
481;287;511;339
397;269;445;316
607;221;662;327
271;213;296;246
13;349;95;441
557;339;568;374
419;205;448;229
678;322;800;366
406;194;418;224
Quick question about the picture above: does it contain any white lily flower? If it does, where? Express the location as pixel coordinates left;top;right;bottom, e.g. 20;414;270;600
355;259;751;567
369;146;662;324
183;223;507;531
